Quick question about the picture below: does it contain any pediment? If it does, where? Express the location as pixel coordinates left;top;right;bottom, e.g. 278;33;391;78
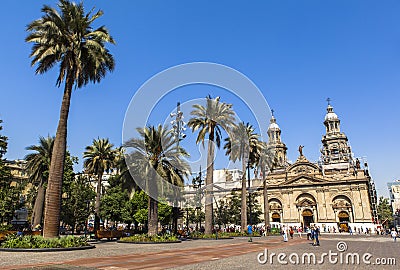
286;161;320;175
280;175;327;186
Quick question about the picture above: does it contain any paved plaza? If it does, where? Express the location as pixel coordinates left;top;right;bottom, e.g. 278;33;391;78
0;234;399;269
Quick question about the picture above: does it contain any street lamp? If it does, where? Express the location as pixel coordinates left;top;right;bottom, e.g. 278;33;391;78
247;160;252;226
84;200;90;238
247;159;253;242
170;102;187;235
192;166;203;231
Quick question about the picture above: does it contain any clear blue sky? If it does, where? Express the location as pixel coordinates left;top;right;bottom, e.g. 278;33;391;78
0;1;399;198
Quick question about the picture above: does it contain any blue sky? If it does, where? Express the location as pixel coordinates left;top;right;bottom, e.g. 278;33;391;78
0;1;399;197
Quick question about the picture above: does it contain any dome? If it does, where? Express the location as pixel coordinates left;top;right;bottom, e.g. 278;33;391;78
324;105;338;121
269;122;280;130
268;116;280;130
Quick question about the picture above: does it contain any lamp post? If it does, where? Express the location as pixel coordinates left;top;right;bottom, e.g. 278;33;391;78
192;166;203;231
84;200;90;238
247;159;253;242
170;102;186;235
248;160;252;226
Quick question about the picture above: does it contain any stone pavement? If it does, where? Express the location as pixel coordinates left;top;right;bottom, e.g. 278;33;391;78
0;234;398;269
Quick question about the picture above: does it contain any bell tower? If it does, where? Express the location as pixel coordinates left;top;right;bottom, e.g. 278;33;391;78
267;110;288;168
320;99;352;165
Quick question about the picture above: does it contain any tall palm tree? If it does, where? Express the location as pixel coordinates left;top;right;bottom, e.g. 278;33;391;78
26;0;115;238
83;138;116;232
188;96;236;234
25;136;55;229
224;122;262;232
125;125;190;235
113;147;137;197
256;142;277;230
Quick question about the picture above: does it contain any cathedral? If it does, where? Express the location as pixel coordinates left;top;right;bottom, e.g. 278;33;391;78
255;102;379;231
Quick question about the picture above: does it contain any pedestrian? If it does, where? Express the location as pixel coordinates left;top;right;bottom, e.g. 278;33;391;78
289;226;294;239
282;226;288;242
298;226;303;238
247;224;253;242
306;226;311;240
349;226;353;235
313;226;320;246
391;228;397;242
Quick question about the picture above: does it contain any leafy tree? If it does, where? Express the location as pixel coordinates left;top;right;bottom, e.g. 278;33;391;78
26;0;115;238
100;176;129;226
188;96;236;234
24;136;54;228
125;190;148;230
60;174;95;233
124;125;190;235
83;138;116;232
247;192;263;225
377;196;393;225
224;191;241;225
0;120;22;224
187;208;205;229
158;200;173;227
224;122;262;231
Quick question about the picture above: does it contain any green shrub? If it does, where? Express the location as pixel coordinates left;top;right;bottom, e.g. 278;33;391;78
0;224;13;232
222;231;261;237
119;234;179;243
190;232;232;239
0;234;89;249
190;231;260;239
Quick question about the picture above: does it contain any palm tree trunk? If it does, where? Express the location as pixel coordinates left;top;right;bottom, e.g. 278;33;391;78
43;75;73;238
148;166;159;236
148;196;158;235
241;159;247;233
262;165;270;230
205;132;215;235
94;173;103;232
31;180;46;228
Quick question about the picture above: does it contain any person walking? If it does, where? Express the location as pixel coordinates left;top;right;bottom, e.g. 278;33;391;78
391;228;397;242
306;226;311;240
313;226;320;246
298;226;303;238
289;226;294;239
282;226;288;242
247;224;253;242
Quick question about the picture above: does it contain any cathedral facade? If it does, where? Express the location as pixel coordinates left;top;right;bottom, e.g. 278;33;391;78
255;103;378;231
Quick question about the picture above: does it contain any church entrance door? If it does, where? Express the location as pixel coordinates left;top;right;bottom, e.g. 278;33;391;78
338;211;350;232
302;209;314;228
272;212;281;223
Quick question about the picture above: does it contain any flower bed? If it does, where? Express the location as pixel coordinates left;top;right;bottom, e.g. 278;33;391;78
0;235;91;250
118;234;181;244
189;232;234;240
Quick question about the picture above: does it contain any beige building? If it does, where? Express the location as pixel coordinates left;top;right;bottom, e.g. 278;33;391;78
255;103;378;231
184;103;378;232
5;159;29;191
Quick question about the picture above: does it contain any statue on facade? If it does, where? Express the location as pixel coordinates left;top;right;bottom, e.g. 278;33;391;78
298;145;304;156
355;158;361;169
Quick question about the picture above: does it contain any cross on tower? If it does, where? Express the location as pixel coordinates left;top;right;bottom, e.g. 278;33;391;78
326;97;331;105
271;109;274;116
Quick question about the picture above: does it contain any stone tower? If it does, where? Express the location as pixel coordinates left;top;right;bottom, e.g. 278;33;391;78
320;101;352;165
267;111;288;168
